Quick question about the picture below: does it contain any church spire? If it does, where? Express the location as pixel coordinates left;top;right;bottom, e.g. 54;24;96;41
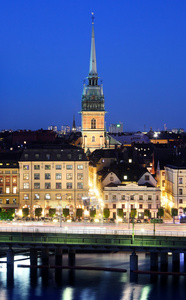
89;12;97;78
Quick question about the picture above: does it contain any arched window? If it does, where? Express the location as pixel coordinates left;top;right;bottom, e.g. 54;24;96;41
91;118;96;129
92;136;95;142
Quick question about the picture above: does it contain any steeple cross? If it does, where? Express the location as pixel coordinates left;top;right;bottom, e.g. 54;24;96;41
91;12;95;24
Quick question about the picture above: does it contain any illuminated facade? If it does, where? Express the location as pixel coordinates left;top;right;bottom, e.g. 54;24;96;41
19;146;89;216
81;14;106;153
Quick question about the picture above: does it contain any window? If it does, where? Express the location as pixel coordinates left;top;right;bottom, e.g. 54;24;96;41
148;204;151;209
66;165;72;170
139;204;143;209
130;195;134;200
112;195;117;200
122;204;125;209
77;165;83;170
156;195;159;200
121;195;125;200
45;165;51;170
56;183;61;189
6;199;9;204
55;194;61;200
77;193;83;200
91;118;96;129
179;189;183;195
92;136;95;142
45;173;51;180
23;183;29;189
45;183;51;189
179;177;183;184
57;154;61;160
148;195;152;200
67;154;72;160
139;195;143;200
46;154;50;160
110;176;114;181
34;165;40;170
13;198;16;204
67;182;72;189
34;173;40;180
0;177;3;183
34;183;40;189
56;165;61;170
123;175;127;180
12;171;17;174
0;199;2;204
179;199;183;204
5;171;10;174
113;204;116;209
77;182;83;189
0;188;2;194
77;173;83;180
78;154;82;160
13;187;17;194
67;194;72;200
6;187;10;193
23;174;29;180
162;180;165;187
23;165;29;170
45;193;51;200
6;177;10;185
24;194;29;200
12;177;17;185
56;173;62;180
67;173;72;180
105;195;108;200
34;193;40;200
35;154;39;160
162;172;165;176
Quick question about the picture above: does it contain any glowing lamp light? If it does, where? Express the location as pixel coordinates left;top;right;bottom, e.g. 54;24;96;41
53;219;58;223
95;219;99;223
67;220;71;223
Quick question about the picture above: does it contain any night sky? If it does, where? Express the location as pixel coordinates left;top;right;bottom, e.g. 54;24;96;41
0;0;186;132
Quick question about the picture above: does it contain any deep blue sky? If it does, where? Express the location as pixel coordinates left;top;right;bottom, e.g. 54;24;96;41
0;0;186;132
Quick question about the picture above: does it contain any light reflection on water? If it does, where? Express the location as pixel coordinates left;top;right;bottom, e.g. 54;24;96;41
0;252;185;300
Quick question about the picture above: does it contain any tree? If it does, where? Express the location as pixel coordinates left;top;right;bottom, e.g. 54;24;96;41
103;208;110;219
117;208;123;219
183;207;186;214
22;208;29;218
157;207;164;219
63;208;69;218
130;209;137;219
76;208;83;218
49;208;56;218
144;209;151;219
0;209;14;221
171;208;178;224
90;209;96;218
35;208;42;219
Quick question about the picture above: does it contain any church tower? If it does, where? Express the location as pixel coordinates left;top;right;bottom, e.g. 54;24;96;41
81;13;106;152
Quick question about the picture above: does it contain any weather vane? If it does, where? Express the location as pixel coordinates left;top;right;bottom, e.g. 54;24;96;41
91;12;95;24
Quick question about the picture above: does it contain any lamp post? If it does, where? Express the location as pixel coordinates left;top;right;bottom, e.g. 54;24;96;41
57;193;68;228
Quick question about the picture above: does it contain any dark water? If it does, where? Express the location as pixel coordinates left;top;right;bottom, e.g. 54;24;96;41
0;252;186;300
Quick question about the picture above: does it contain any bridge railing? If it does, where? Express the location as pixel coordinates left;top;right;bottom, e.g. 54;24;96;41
0;226;186;237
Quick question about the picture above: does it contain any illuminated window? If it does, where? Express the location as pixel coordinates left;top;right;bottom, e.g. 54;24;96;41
92;136;95;142
23;165;29;170
77;193;83;200
55;194;61;200
67;173;72;180
0;177;3;183
24;194;29;200
124;175;127;180
12;177;17;184
56;173;62;180
34;193;40;200
66;194;72;200
23;183;29;189
77;165;83;170
23;174;29;180
45;194;51;200
13;187;17;194
78;154;82;160
91;118;96;129
77;173;83;180
13;198;16;204
6;176;10;185
6;187;10;193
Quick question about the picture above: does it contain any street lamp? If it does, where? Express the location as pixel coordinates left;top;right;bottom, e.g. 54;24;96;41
56;193;68;227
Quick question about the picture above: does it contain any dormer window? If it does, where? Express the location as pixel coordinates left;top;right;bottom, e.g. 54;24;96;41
124;175;127;180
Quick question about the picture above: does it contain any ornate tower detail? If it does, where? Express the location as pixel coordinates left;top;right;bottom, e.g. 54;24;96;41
81;13;106;152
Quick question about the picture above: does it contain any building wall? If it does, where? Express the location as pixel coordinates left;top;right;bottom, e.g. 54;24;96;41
0;168;19;209
19;160;89;216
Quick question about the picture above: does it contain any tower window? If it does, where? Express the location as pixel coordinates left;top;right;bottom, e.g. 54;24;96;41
91;118;96;129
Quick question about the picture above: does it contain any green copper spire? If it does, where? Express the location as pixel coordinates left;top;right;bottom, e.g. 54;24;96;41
89;12;97;77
